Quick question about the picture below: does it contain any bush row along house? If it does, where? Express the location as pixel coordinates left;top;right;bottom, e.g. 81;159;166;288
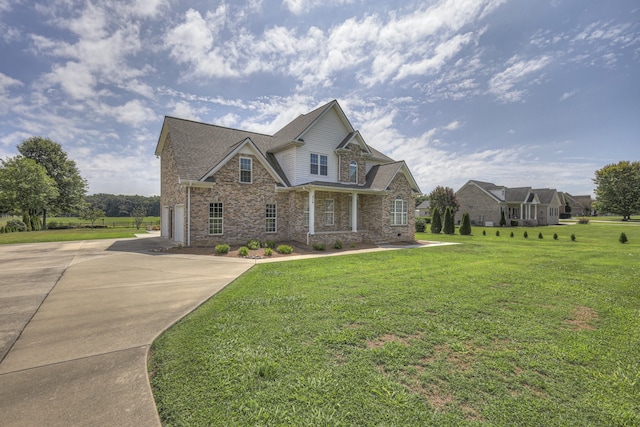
155;100;421;247
454;180;592;226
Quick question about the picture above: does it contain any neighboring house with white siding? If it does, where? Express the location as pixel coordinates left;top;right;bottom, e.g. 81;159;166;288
155;100;421;247
454;180;562;226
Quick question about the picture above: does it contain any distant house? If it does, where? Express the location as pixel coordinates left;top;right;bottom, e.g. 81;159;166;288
155;100;421;247
416;200;431;217
454;180;562;226
559;192;594;217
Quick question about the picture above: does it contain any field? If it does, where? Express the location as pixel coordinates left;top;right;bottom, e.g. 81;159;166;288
149;223;639;426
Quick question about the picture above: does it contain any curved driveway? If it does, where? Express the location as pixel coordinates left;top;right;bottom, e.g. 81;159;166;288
0;234;254;427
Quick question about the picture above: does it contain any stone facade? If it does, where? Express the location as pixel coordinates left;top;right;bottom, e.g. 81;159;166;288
455;183;501;225
337;143;367;185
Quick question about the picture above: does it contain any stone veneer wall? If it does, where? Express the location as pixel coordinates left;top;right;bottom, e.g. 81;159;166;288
189;154;291;246
454;184;501;225
337;143;367;185
377;173;415;242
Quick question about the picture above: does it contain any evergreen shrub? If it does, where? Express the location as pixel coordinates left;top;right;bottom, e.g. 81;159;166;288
459;212;472;235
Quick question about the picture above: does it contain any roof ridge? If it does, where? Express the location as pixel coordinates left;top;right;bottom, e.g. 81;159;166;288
164;115;274;138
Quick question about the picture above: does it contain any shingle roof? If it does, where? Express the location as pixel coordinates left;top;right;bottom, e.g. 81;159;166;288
533;188;557;204
365;162;404;191
505;187;532;203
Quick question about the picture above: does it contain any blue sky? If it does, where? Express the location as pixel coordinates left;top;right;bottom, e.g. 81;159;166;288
0;0;638;196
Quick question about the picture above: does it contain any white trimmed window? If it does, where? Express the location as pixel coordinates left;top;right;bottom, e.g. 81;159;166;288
325;199;334;225
310;153;328;176
349;160;357;183
303;196;309;227
209;202;223;235
239;157;252;183
266;204;277;233
390;197;408;225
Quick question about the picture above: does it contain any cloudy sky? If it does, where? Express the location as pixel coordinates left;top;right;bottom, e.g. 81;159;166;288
0;0;638;196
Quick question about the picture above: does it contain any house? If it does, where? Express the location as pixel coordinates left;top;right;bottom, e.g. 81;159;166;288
558;192;594;217
416;199;431;217
155;100;421;247
454;180;562;226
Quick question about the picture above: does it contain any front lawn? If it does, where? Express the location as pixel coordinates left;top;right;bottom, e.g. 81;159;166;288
0;227;143;244
149;223;639;426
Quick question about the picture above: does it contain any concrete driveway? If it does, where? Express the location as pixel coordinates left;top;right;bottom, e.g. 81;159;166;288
0;234;254;426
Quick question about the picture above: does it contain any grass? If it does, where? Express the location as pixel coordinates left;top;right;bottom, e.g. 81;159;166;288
149;223;639;426
0;216;160;228
0;227;144;244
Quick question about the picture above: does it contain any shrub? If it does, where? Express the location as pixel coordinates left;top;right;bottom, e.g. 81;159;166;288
333;240;343;249
496;230;500;237
430;207;442;234
459;212;472;235
276;245;293;254
571;234;576;242
247;239;261;250
538;232;543;239
511;220;519;227
417;216;431;224
523;231;528;238
238;246;250;256
553;233;558;240
264;247;273;256
500;210;507;227
482;230;486;236
415;219;426;233
312;243;326;251
215;244;230;255
443;206;455;235
578;217;590;224
264;240;275;249
6;219;27;232
619;232;628;244
510;231;514;238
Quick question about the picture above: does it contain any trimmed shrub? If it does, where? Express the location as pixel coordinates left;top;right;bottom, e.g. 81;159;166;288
264;247;273;256
238;246;250;256
496;230;500;237
6;219;27;232
619;232;628;244
571;234;576;242
500;210;507;227
312;243;326;251
247;239;261;250
215;244;230;255
482;230;486;236
443;206;455;235
578;217;590;224
553;233;558;240
430;207;442;234
538;232;543;239
333;240;343;249
511;220;519;227
459;212;472;235
523;231;528;238
510;231;514;238
264;240;275;249
415;219;426;233
276;245;293;254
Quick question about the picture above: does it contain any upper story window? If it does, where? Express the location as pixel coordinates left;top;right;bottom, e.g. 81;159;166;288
239;157;252;183
349;160;357;183
310;153;328;176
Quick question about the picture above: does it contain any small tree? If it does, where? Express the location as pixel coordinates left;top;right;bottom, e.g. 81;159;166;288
443;206;455;234
499;210;507;227
459;212;472;235
80;208;106;228
430;206;442;234
131;206;147;230
619;232;628;244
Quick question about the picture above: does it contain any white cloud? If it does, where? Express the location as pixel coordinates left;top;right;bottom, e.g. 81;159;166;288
169;101;206;122
282;0;354;15
560;90;578;101
45;61;97;99
108;99;158;126
488;55;552;102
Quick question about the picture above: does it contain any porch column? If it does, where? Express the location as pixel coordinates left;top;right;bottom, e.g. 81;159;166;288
309;189;315;235
351;192;358;232
534;206;537;220
520;203;523;220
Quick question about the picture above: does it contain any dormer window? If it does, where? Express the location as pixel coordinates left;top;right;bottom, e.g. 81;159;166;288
310;153;328;176
349;160;357;183
239;157;252;183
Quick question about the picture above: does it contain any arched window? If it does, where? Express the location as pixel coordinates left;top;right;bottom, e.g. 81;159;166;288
349;160;357;183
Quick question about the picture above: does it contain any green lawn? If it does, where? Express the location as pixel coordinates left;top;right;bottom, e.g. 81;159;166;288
149;223;639;426
0;227;144;244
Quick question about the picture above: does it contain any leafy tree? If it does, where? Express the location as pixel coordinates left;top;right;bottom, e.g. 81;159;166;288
18;137;87;228
0;157;59;224
80;207;106;228
131;206;147;230
430;206;442;234
593;161;640;220
427;186;459;218
459;212;472;235
85;194;160;217
443;206;455;234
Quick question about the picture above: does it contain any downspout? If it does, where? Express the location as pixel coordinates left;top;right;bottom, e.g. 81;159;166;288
187;183;191;247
